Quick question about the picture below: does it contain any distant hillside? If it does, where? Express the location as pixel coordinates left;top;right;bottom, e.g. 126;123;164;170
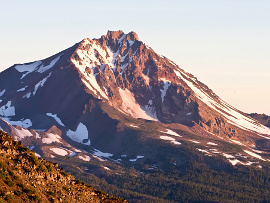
249;113;270;127
0;130;126;203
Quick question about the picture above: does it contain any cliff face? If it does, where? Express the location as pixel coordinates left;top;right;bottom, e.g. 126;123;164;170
0;130;126;203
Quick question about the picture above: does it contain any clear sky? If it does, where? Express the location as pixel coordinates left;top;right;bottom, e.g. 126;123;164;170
1;0;270;115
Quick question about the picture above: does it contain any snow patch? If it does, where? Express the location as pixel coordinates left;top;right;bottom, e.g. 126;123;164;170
15;61;42;79
92;155;105;162
23;92;31;99
71;41;119;99
209;149;220;154
35;153;41;158
252;149;264;154
160;136;181;145
0;89;5;97
13;127;33;141
93;149;113;158
197;149;210;154
231;140;244;146
42;133;62;144
78;155;91;161
0;101;15;117
66;122;90;145
33;72;52;95
130;124;139;128
129;155;144;162
159;78;171;102
223;153;235;159
160;136;176;141
0;117;32;128
119;88;158;121
37;55;62;73
207;142;218;146
142;70;150;85
69;152;77;157
172;141;181;145
244;150;265;161
103;166;110;170
160;129;182;137
229;159;241;166
17;86;27;92
189;140;200;144
27;146;35;150
35;132;41;139
50;148;68;156
46;113;65;126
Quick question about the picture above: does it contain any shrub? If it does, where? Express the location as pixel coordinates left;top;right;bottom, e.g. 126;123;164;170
61;171;68;177
29;195;42;202
32;156;39;165
8;171;14;176
38;164;48;172
47;190;56;197
5;180;14;187
14;175;19;180
0;190;5;196
47;164;53;172
14;190;23;196
5;194;13;202
75;180;83;184
23;188;36;195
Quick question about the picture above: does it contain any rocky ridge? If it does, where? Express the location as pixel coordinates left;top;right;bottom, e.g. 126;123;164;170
0;130;126;203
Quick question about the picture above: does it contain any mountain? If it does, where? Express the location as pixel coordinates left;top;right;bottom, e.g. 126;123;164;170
1;30;270;202
0;130;126;203
249;113;270;127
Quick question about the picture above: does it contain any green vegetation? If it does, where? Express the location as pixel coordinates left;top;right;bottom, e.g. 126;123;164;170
59;155;270;203
0;131;126;203
5;194;13;202
5;179;14;187
38;164;48;172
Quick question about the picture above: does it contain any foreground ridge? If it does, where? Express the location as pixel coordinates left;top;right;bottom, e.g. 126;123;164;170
0;130;127;203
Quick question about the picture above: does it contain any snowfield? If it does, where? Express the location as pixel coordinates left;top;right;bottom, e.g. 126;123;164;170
119;88;158;121
66;122;90;145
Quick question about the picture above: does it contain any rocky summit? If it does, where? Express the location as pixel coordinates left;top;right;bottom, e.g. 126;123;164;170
0;30;270;202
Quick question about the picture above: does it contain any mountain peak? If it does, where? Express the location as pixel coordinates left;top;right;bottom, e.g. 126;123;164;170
126;31;139;41
104;30;139;41
106;30;124;40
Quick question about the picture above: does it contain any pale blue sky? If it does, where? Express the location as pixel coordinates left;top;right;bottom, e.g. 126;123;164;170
1;0;270;115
